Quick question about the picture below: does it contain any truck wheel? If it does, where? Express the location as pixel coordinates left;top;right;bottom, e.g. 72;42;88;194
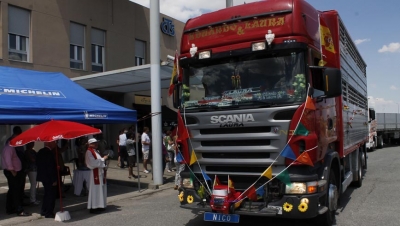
315;170;338;226
351;154;363;187
362;150;367;170
377;136;383;149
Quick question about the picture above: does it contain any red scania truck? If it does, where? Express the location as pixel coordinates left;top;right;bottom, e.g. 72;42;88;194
171;0;368;225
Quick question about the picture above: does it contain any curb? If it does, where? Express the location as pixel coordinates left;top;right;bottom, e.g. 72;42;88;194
0;182;175;226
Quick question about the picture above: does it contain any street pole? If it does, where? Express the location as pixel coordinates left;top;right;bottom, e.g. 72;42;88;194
150;0;163;186
226;0;233;7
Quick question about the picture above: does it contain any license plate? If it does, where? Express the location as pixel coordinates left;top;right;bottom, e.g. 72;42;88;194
204;212;240;223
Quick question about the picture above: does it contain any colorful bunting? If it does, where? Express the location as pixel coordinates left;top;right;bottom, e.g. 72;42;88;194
189;150;197;166
294;123;309;136
261;166;273;179
296;152;314;167
276;169;291;187
201;170;211;181
305;96;316;110
281;145;297;160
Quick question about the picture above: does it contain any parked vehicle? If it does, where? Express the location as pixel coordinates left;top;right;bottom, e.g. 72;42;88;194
171;1;368;225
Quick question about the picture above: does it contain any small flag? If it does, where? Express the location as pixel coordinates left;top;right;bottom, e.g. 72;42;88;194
296;152;314;167
201;170;211;181
168;51;179;96
261;166;273;179
276;169;291;187
213;175;221;187
281;145;297;160
189;150;197;166
305;96;316;110
294;123;309;136
228;175;234;189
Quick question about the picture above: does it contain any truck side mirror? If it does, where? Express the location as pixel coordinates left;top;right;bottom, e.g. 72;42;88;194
310;66;342;98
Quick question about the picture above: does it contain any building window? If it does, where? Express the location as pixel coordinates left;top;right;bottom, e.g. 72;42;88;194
91;28;105;72
135;40;146;66
8;6;30;62
70;22;85;70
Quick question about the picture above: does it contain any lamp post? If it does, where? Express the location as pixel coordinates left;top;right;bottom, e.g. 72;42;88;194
396;102;399;114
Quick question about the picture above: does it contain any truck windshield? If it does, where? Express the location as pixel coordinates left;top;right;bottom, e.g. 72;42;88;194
182;50;306;110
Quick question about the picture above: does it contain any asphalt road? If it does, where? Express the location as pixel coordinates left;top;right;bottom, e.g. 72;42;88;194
15;145;400;226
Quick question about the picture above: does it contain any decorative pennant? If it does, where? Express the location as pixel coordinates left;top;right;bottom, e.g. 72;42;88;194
296;152;314;167
305;96;316;110
261;166;273;179
189;149;197;166
256;187;265;199
294;123;309;136
198;185;206;199
201;170;211;181
281;145;297;160
245;185;258;201
276;169;291;187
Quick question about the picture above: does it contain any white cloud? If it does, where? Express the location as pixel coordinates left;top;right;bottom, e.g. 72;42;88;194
130;0;261;22
378;42;400;53
390;85;398;90
354;39;370;45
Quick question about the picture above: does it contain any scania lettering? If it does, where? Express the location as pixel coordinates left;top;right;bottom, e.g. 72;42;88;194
210;114;255;124
172;1;368;226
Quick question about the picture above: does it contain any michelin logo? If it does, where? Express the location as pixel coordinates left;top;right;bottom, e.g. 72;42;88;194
84;111;108;119
0;87;66;98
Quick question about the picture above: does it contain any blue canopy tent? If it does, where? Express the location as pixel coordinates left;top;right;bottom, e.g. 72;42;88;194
0;66;136;124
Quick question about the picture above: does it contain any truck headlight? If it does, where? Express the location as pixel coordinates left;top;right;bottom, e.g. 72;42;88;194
285;182;307;194
199;51;211;59
182;178;194;188
252;42;266;51
285;181;319;194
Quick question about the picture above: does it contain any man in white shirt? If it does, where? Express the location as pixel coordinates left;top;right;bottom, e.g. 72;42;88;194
141;127;151;174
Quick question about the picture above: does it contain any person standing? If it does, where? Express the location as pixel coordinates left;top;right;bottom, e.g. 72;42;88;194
141;127;151;174
164;130;175;172
36;141;58;218
25;142;40;205
174;137;186;190
7;127;29;208
118;129;128;168
1;126;30;216
85;138;109;214
125;132;137;179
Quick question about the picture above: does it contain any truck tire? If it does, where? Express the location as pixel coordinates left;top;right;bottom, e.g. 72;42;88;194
377;136;383;149
351;154;363;187
314;170;338;226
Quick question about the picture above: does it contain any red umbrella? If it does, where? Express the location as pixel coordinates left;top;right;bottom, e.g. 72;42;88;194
9;120;102;220
10;120;101;146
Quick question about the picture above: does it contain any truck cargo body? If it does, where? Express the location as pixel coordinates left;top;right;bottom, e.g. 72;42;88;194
172;0;368;225
376;113;400;145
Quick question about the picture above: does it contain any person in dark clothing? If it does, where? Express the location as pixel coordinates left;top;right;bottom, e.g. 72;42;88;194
2;126;30;216
36;141;58;218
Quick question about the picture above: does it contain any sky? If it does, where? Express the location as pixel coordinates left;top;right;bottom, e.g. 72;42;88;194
130;0;400;113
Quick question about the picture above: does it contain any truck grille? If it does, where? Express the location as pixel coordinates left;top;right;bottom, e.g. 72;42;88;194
201;140;270;146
